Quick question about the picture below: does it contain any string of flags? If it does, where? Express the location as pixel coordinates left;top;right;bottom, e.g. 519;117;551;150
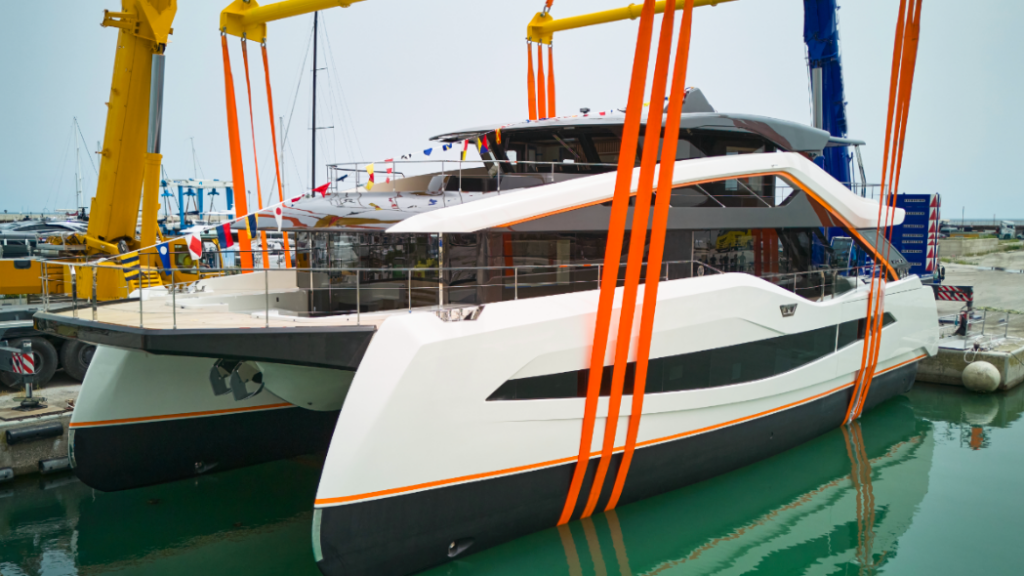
104;93;671;268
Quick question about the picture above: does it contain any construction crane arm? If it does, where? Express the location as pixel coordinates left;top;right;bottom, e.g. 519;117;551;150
526;0;735;44
88;0;176;253
220;0;366;41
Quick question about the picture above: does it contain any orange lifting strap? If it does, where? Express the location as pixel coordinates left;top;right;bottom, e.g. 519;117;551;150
547;45;556;118
262;43;292;268
241;39;271;269
526;41;556;120
607;0;695;511
526;43;538;120
557;0;656;526
221;35;254;271
580;0;680;519
846;0;922;423
536;43;547;119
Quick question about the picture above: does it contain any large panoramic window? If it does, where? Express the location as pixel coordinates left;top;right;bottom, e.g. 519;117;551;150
487;314;897;401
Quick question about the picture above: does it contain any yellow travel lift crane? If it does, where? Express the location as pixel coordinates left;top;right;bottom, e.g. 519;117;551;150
0;0;195;303
0;0;365;304
0;0;367;387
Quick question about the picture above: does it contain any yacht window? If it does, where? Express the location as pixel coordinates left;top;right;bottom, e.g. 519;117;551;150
487;323;841;401
691;228;839;299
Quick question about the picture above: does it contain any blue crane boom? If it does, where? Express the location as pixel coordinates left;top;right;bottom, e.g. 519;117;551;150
803;0;852;187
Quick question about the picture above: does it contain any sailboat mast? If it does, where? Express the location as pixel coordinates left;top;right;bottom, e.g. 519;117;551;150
311;11;318;194
74;117;83;211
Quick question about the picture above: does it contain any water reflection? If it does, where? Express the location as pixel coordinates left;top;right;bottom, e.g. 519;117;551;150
5;385;1024;575
428;397;934;576
0;455;324;575
908;381;1024;450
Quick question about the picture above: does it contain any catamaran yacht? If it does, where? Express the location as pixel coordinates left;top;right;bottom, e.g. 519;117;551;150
36;91;938;575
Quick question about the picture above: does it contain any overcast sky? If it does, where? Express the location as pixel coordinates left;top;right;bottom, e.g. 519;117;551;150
0;0;1020;219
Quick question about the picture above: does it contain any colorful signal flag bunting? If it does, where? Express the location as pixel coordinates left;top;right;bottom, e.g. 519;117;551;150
245;214;258;236
187;232;203;260
157;242;172;270
366;163;375;191
217;223;234;248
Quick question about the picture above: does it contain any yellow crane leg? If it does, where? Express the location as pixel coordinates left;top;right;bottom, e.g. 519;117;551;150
139;152;163;266
527;0;736;44
88;24;154;248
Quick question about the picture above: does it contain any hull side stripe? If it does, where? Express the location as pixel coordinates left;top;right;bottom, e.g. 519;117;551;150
314;353;923;508
69;402;294;428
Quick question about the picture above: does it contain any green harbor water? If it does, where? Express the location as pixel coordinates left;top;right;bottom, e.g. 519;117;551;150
2;382;1023;575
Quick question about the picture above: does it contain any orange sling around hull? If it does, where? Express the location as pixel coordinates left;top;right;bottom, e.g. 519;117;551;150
220;34;253;271
557;0;658;527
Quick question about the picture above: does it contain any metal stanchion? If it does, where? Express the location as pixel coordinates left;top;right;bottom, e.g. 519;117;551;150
42;262;48;312
91;268;97;321
514;267;518;300
172;269;177;330
265;268;270;328
408;269;412;312
71;266;78;319
356;273;361;326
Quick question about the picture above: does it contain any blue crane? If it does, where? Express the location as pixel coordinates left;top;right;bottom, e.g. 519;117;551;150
803;0;853;187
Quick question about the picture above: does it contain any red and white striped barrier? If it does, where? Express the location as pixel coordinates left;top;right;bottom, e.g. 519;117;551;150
931;284;973;303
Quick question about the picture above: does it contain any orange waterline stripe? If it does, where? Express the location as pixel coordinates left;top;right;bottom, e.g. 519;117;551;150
69;402;293;428
316;353;924;507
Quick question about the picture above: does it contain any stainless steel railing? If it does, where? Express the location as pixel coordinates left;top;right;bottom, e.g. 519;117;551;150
45;259;881;331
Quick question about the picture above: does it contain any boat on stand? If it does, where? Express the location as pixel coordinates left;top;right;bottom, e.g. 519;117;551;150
37;90;938;574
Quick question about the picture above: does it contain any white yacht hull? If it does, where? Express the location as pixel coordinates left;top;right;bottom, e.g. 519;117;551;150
68;346;343;491
312;274;938;576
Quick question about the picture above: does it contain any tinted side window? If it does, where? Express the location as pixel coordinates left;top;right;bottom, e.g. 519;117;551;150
488;324;841;401
837;313;897;349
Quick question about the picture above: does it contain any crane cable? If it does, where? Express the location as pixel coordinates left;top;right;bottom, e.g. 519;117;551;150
557;0;657;526
220;34;254;272
261;43;293;268
846;0;922;423
241;39;271;269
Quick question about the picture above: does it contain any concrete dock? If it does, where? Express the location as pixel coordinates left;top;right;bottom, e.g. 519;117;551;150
0;374;79;479
919;248;1024;391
